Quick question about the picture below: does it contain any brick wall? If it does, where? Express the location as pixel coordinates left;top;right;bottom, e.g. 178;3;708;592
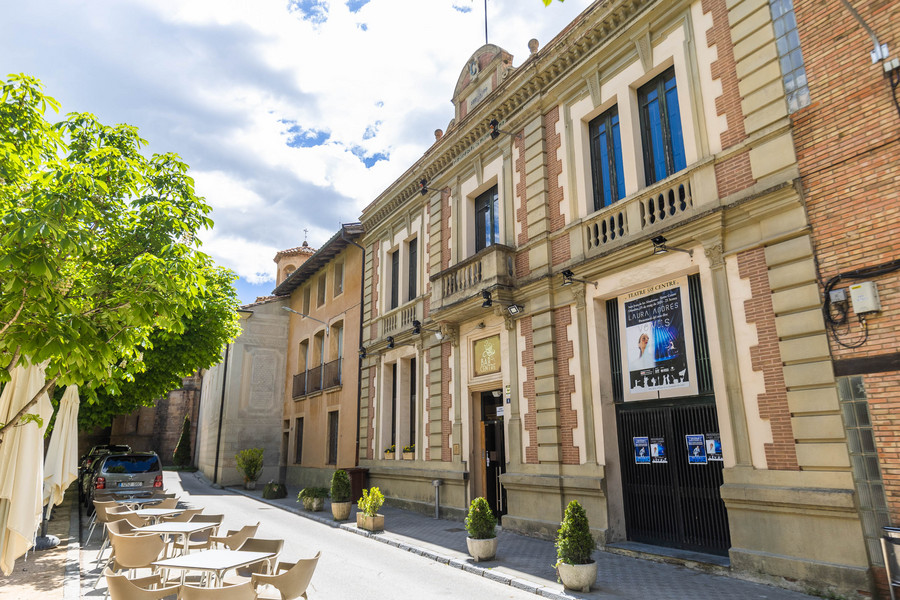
554;306;579;465
702;0;747;150
544;106;571;266
866;371;900;519
441;188;451;271
520;316;538;464
515;129;530;278
441;341;452;462
738;248;799;470
367;365;375;460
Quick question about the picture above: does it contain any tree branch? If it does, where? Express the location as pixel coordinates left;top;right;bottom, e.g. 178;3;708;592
0;289;27;340
0;372;62;443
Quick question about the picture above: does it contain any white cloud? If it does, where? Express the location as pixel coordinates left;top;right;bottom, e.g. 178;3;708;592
1;0;592;302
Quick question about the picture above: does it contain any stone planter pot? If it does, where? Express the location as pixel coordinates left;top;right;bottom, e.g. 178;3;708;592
244;480;257;490
402;452;414;460
357;512;384;532
302;497;324;512
384;452;395;460
331;501;352;521
557;561;597;593
466;536;498;562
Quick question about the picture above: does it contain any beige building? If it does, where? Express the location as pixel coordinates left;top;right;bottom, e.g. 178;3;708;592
356;0;872;597
276;224;364;489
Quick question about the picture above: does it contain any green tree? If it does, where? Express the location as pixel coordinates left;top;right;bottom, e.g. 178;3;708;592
0;74;238;441
173;414;192;467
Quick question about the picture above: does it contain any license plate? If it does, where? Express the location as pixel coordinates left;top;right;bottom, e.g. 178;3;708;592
118;481;142;488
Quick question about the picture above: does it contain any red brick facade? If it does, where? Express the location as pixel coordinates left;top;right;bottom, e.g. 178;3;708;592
441;341;452;462
714;151;756;199
554;307;579;465
544;106;571;266
515;131;530;278
702;0;747;150
737;248;799;470
441;188;452;271
367;365;375;460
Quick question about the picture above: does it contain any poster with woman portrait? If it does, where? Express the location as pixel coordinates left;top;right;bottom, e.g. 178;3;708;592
618;276;698;401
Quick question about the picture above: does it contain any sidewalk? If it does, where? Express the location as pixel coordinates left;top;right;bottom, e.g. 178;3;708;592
0;493;80;600
213;474;820;600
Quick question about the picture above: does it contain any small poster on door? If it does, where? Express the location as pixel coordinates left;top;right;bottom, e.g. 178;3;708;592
650;437;667;464
633;437;651;464
686;434;707;464
705;433;723;461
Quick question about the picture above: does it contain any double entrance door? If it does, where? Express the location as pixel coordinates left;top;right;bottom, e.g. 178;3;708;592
616;398;731;555
477;391;507;517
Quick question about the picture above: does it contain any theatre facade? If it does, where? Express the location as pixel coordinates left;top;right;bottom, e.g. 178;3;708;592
356;0;872;596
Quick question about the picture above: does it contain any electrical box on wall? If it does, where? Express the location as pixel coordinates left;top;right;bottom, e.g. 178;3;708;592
849;281;881;314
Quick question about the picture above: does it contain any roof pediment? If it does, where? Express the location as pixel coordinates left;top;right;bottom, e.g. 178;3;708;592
452;44;514;122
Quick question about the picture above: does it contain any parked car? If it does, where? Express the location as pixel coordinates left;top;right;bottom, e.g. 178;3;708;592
79;444;132;475
83;451;163;507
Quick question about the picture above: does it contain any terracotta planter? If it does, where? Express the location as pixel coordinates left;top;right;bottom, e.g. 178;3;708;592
557;560;597;592
466;536;498;562
302;497;324;512
384;452;395;460
402;452;414;460
331;501;352;521
356;512;384;532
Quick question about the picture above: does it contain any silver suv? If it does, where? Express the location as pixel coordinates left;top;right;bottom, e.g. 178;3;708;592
86;452;163;503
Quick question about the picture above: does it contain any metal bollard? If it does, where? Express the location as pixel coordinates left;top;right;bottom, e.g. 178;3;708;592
432;479;443;519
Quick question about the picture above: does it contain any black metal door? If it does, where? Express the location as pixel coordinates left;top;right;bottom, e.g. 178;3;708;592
481;391;507;516
617;399;730;555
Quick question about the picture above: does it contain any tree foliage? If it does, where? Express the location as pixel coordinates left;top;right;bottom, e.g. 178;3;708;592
555;500;596;565
0;74;240;440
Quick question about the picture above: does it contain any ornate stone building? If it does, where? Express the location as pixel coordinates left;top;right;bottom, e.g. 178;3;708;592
355;0;874;596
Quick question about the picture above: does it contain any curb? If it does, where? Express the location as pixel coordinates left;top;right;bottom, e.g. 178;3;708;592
221;481;577;600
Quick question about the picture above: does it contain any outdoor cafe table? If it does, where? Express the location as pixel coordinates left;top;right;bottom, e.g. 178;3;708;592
134;522;218;557
134;508;184;524
152;549;275;586
115;497;161;509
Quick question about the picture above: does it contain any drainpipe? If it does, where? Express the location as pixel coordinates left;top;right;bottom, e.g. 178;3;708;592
212;342;230;485
341;227;365;465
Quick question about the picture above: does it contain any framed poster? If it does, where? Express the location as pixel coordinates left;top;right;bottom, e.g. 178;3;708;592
633;437;650;464
473;334;501;377
686;434;707;464
651;437;667;464
618;276;699;401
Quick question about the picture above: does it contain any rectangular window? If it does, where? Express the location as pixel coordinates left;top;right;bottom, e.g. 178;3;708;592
294;417;304;464
639;67;687;185
409;357;416;445
333;262;344;296
407;238;417;302
768;0;810;113
302;287;311;315
327;411;339;465
390;363;397;446
317;273;327;307
589;106;626;210
474;186;500;252
390;249;399;310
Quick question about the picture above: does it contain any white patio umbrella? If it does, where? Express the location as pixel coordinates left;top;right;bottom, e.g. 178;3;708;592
42;385;80;509
0;360;52;575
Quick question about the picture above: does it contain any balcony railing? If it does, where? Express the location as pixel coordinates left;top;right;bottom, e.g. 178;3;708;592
584;170;697;254
292;358;343;398
430;244;515;314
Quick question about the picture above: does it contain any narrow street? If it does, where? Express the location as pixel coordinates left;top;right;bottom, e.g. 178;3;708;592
78;472;538;599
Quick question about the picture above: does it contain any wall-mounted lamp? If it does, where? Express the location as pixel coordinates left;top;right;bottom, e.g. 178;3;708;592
419;178;440;196
386;336;395;349
560;269;598;289
491;390;503;398
651;235;693;256
488;118;520;141
411;319;441;336
358;346;367;359
481;290;493;308
281;306;330;335
506;304;524;316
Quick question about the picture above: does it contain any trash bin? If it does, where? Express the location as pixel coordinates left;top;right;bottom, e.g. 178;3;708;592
881;526;900;600
347;467;369;503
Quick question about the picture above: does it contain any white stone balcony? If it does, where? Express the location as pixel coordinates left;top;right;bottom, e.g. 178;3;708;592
429;244;515;314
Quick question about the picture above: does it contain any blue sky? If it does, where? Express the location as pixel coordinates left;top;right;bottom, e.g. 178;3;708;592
1;0;591;305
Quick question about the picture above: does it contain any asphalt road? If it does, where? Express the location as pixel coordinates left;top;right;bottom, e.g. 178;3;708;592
148;472;538;599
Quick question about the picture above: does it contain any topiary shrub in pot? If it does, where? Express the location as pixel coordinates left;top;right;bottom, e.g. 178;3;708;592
465;497;498;562
297;487;328;511
330;469;352;521
356;486;385;532
235;448;264;490
555;500;597;592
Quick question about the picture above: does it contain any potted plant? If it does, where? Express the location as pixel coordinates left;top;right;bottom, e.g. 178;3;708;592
465;497;498;562
330;469;352;521
235;448;264;490
297;487;329;511
402;444;414;460
262;480;287;499
555;500;597;592
356;486;385;532
384;444;395;460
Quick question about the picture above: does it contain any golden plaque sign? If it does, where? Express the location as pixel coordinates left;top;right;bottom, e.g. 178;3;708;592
473;334;501;376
